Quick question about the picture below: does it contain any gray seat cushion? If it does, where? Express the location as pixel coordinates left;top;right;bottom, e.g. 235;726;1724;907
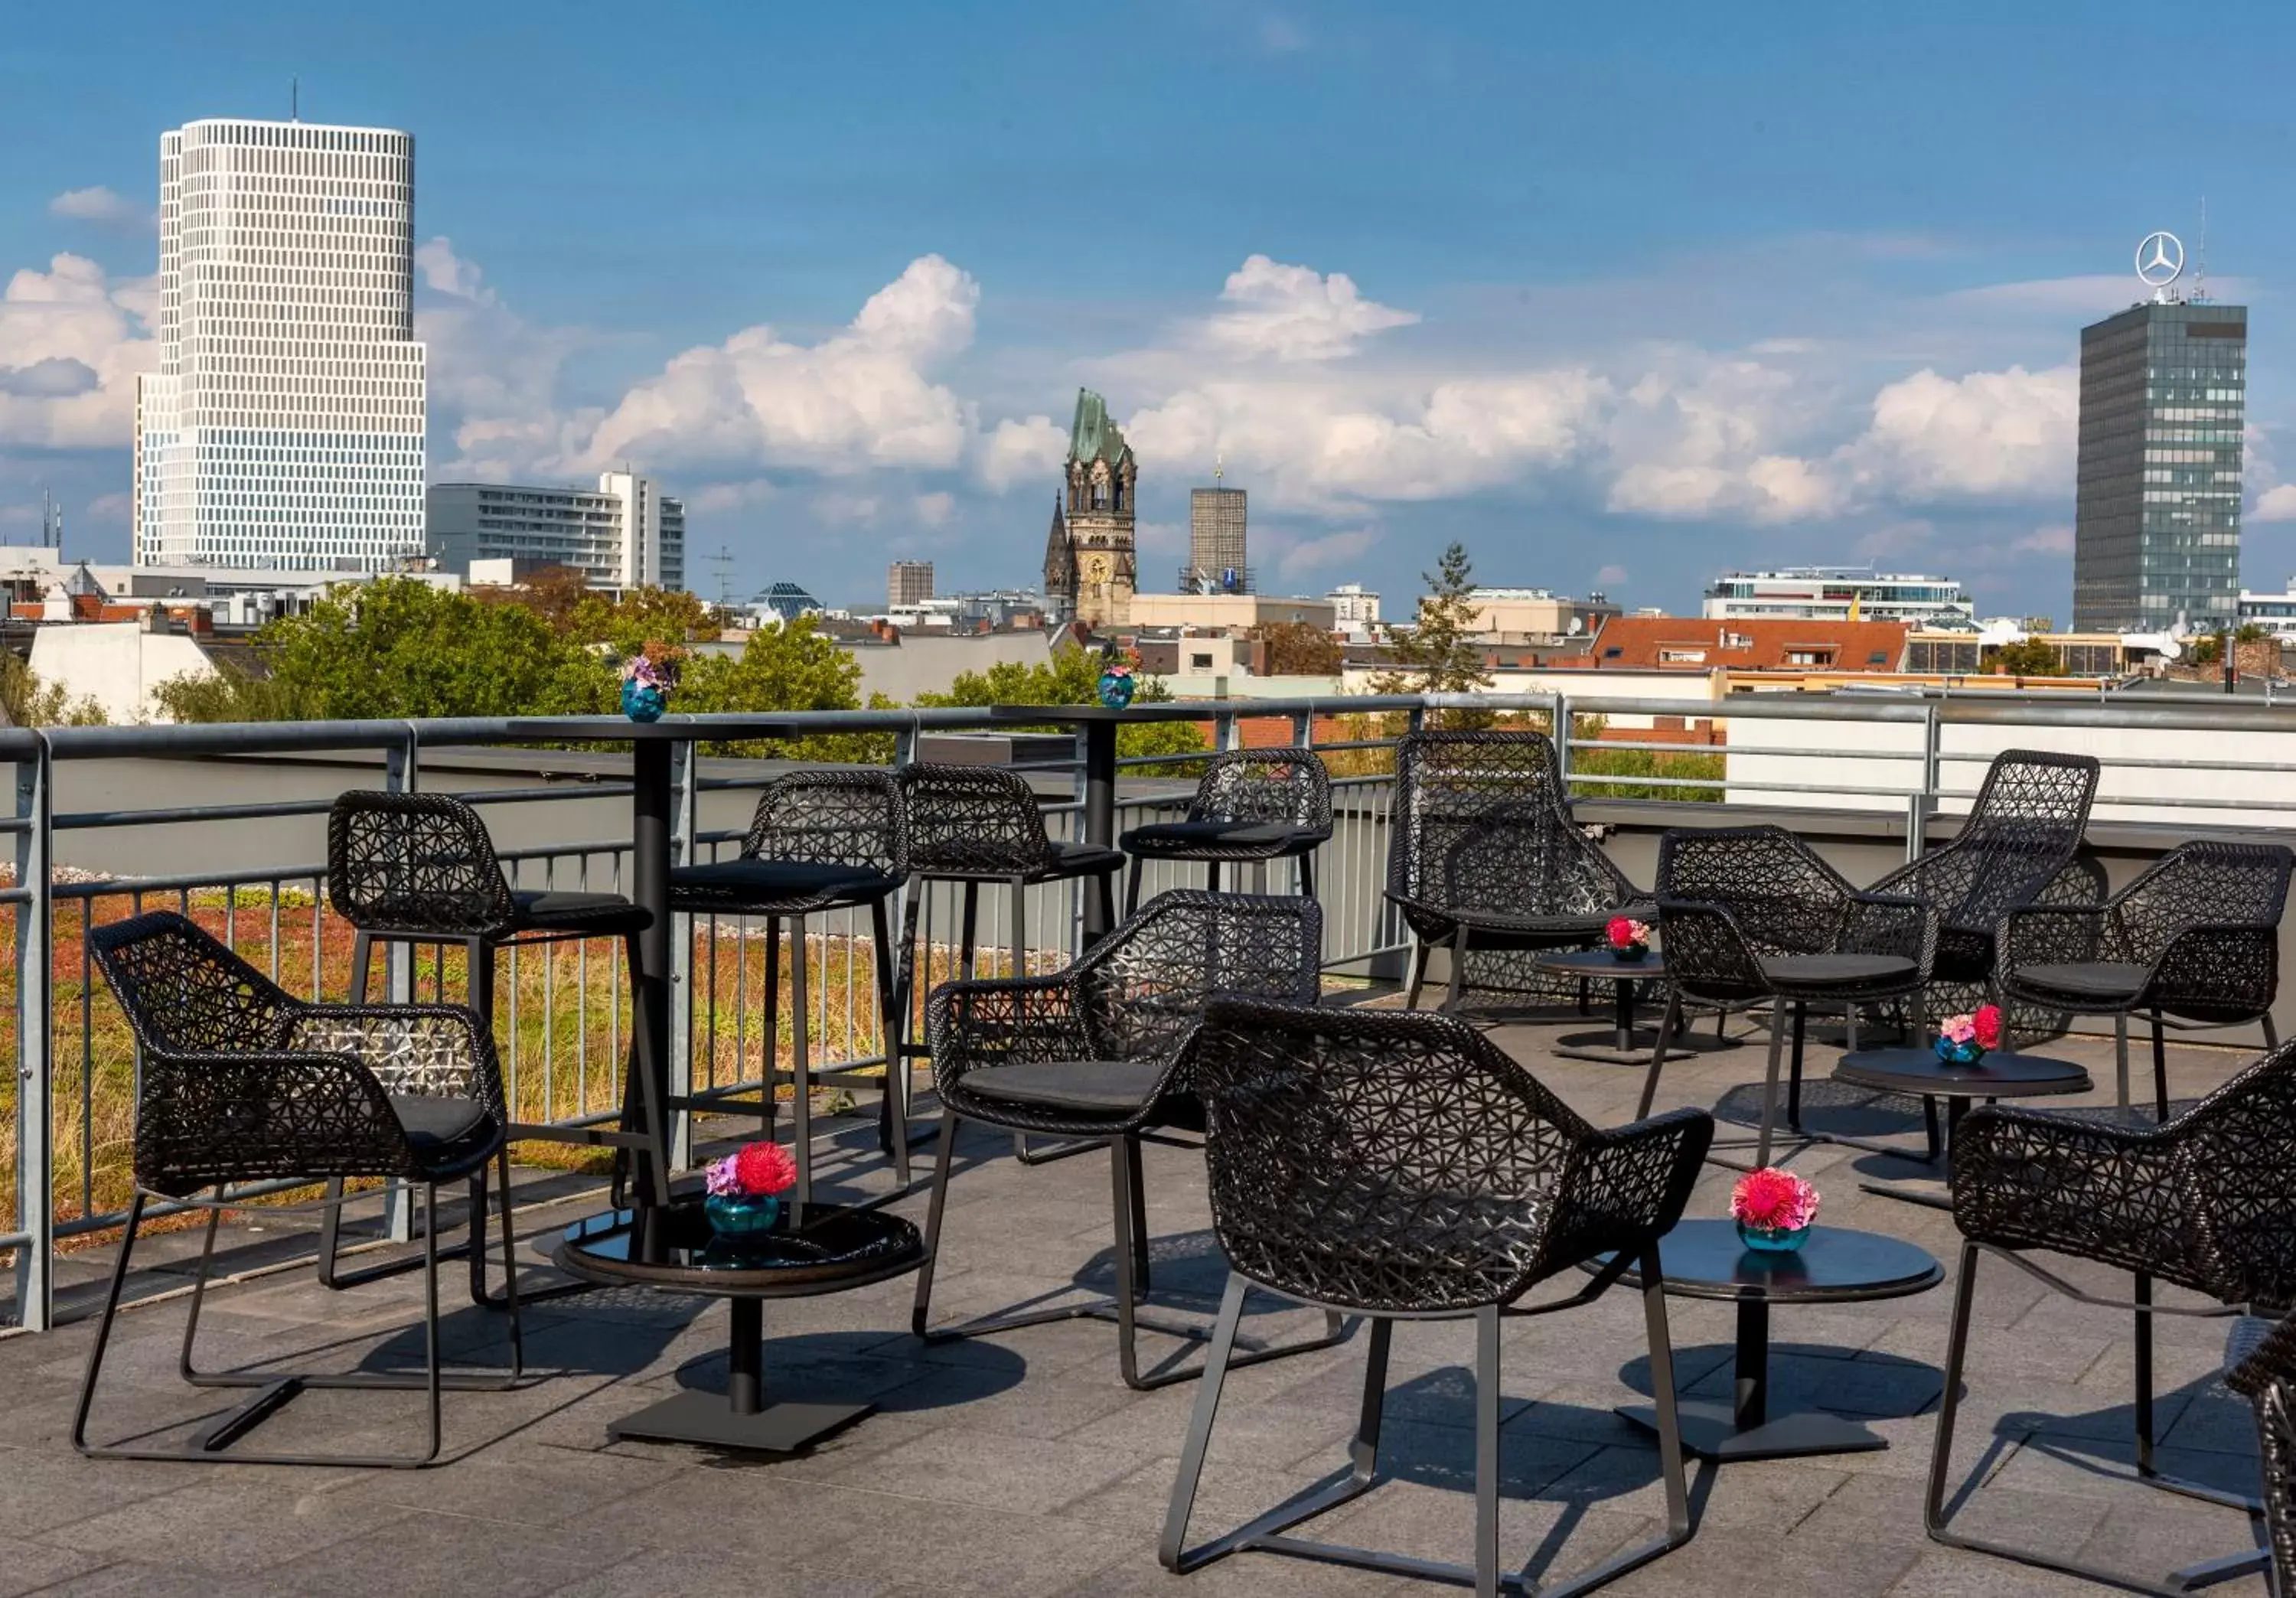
2016;960;2151;1003
1121;820;1320;856
386;1093;496;1170
668;859;901;912
962;1059;1164;1115
1762;952;1918;991
510;889;649;934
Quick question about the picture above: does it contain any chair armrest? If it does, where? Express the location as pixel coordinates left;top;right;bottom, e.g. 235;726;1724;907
1540;1109;1716;1275
1949;1104;2216;1290
288;1004;509;1121
133;1049;416;1195
1840;891;1935;970
925;973;1094;1091
1654;897;1766;993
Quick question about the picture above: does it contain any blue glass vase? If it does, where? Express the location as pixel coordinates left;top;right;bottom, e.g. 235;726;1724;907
1609;944;1649;964
704;1192;781;1238
1097;671;1137;710
1737;1221;1810;1253
1934;1036;1985;1066
621;680;667;722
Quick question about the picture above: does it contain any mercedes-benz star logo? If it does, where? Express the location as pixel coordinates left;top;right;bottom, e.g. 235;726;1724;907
2136;230;2186;288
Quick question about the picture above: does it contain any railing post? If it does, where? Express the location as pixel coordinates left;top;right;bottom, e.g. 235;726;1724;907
379;738;415;1244
13;739;54;1332
1215;711;1241;753
1291;708;1313;748
1906;703;1941;864
667;737;696;1172
1554;694;1574;793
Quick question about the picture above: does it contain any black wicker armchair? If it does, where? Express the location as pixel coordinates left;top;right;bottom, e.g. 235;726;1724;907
74;911;523;1468
1161;999;1712;1597
1927;1039;2296;1592
321;790;664;1305
1119;745;1332;914
2000;840;2291;1119
1384;729;1646;1014
1645;826;1936;1166
669;768;912;1202
1868;748;2099;1015
910;889;1349;1389
2227;1309;2296;1594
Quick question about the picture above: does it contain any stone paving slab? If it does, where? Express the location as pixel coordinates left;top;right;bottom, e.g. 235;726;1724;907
0;1016;2277;1596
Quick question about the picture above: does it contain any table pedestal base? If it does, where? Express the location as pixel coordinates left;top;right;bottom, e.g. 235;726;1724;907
608;1389;872;1454
603;1295;872;1456
1616;1399;1887;1462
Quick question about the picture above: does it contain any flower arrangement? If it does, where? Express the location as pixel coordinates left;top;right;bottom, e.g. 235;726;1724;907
1096;644;1138;709
703;1140;797;1238
1605;915;1652;961
1935;1003;2003;1065
1730;1166;1820;1251
620;644;683;723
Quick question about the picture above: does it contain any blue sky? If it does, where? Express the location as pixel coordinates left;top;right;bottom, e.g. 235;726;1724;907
7;0;2296;619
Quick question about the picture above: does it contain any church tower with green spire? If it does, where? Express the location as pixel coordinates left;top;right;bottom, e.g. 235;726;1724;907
1061;388;1137;629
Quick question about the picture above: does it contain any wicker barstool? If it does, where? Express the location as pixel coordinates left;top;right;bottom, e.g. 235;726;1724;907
320;790;664;1304
1927;1039;2296;1593
75;911;523;1468
2227;1309;2296;1593
2000;839;2291;1117
1119;745;1332;914
1645;825;1936;1166
1161;998;1712;1597
909;889;1349;1389
1384;728;1647;1014
1869;748;2099;1017
669;768;910;1203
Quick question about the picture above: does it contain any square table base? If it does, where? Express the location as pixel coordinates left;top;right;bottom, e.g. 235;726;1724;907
607;1389;873;1454
1616;1399;1887;1461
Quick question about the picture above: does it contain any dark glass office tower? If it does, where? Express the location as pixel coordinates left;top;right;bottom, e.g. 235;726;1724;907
2073;302;2246;632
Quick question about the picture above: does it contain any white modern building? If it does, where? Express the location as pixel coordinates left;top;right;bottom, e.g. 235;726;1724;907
133;118;427;571
2241;580;2296;641
1702;567;1974;628
1326;582;1381;628
427;472;685;593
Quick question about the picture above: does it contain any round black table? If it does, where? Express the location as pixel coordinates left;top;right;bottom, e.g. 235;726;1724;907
1603;1218;1942;1462
555;1198;926;1454
1832;1047;2091;1208
1531;948;1711;1065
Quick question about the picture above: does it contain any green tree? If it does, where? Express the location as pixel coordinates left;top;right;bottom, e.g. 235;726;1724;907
916;645;1205;765
1989;638;2066;677
1253;620;1343;677
680;615;892;761
1373;541;1492;726
155;576;615;722
2236;621;2272;645
0;652;106;726
2187;634;2223;667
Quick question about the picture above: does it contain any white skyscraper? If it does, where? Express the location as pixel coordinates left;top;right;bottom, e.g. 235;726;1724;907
134;118;426;571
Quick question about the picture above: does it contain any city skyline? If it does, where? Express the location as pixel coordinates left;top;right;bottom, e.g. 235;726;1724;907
8;2;2296;617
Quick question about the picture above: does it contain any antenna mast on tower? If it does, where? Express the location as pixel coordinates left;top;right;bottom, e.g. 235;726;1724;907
2195;196;2210;303
705;544;735;614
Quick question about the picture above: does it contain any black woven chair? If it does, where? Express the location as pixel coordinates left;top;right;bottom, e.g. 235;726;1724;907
321;790;665;1305
1927;1039;2296;1593
1120;745;1332;914
2000;840;2291;1119
1869;748;2099;1016
75;911;523;1468
1643;826;1936;1166
670;768;911;1202
2227;1309;2296;1593
1161;999;1711;1597
909;889;1349;1389
1385;729;1646;1014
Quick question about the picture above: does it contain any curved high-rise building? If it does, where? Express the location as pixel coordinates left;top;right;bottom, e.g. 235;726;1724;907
134;117;426;571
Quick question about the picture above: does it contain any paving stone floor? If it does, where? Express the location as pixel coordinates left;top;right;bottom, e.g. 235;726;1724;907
0;1005;2275;1596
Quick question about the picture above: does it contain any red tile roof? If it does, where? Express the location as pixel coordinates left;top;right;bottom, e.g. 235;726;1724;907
1586;617;1910;672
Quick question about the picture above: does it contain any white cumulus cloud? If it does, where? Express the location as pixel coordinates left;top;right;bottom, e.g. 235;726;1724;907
0;253;155;448
416;237;602;481
1202;256;1418;362
48;187;151;228
579;255;980;477
977;414;1067;492
1277;527;1377;576
1835;364;2077;501
2253;484;2296;523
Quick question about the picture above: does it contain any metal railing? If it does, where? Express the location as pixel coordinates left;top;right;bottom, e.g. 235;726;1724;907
9;684;2296;1331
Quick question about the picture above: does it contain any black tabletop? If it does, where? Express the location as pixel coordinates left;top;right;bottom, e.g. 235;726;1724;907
554;1199;926;1300
1835;1047;2090;1099
1604;1218;1942;1304
1533;947;1666;979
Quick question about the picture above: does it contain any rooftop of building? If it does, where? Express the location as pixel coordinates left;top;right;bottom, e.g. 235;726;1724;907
1584;615;1912;671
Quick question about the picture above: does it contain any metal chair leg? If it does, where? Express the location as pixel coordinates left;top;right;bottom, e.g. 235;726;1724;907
1124;856;1145;917
1474;1304;1502;1597
2116;1013;2132;1109
870;896;915;1185
791;912;812;1207
2151;1009;2171;1122
762;915;783;1140
908;1113;960;1337
1755;994;1789;1168
1443;925;1470;1014
1786;1000;1808;1133
1298;850;1315;904
1404;938;1430;1013
1636;989;1683;1119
